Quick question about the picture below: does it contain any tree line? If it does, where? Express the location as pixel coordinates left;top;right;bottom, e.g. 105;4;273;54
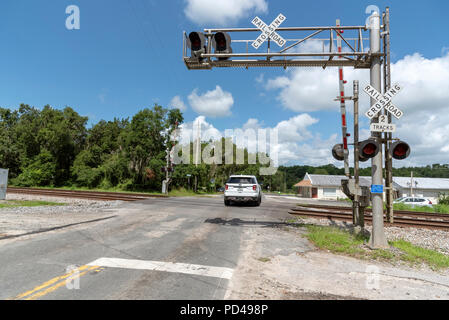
1;104;448;193
0;104;277;192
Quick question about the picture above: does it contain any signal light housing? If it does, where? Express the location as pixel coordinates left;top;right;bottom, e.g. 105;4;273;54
359;139;380;160
390;141;411;160
332;144;345;161
187;32;206;59
212;32;232;60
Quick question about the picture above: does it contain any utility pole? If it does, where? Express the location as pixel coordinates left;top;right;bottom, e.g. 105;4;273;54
410;171;414;197
368;12;389;249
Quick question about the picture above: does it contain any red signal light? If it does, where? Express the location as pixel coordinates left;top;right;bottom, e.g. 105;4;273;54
359;139;380;160
390;141;411;160
363;143;377;156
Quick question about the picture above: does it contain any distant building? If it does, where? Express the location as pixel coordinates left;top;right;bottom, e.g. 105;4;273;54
294;173;449;203
294;173;372;200
393;177;449;203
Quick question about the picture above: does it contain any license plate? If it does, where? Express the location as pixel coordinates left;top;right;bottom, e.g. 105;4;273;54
238;188;243;192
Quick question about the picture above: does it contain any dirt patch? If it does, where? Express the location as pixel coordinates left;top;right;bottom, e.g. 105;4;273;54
226;224;449;300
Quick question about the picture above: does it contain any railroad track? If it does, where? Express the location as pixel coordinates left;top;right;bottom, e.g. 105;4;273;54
6;187;167;202
289;204;449;231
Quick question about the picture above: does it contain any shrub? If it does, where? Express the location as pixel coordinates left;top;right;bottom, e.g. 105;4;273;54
438;193;449;205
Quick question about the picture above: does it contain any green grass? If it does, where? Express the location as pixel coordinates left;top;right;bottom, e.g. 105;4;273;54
302;223;449;270
305;225;368;256
390;240;449;269
0;200;65;209
393;203;449;214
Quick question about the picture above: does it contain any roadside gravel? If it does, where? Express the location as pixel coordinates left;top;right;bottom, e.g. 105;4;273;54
0;193;123;239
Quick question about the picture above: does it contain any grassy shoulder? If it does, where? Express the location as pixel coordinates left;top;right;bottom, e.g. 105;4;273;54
0;200;65;209
297;223;449;270
393;203;449;214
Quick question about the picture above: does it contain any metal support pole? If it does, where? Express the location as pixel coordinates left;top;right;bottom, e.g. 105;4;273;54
353;80;364;228
368;12;389;249
383;7;394;223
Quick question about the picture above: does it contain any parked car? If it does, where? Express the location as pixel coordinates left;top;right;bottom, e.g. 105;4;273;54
217;187;225;193
393;197;433;207
224;175;262;206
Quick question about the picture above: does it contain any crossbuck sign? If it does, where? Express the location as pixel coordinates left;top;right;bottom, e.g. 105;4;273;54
251;14;286;49
364;83;404;120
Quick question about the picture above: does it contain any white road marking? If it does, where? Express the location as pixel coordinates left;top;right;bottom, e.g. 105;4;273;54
87;257;234;280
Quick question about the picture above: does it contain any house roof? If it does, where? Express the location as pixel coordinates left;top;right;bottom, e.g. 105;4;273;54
296;174;449;191
307;174;373;188
392;177;449;190
294;179;312;187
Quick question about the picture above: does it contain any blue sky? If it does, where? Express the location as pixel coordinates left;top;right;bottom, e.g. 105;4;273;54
1;0;449;166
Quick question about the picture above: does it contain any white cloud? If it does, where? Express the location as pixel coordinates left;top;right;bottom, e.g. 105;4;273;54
178;113;337;166
188;85;234;118
169;95;188;111
184;0;268;26
264;51;449;166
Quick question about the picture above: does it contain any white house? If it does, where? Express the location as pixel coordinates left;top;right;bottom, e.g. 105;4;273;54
294;173;373;200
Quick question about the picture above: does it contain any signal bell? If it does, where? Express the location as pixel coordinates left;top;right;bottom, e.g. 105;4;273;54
390;141;411;160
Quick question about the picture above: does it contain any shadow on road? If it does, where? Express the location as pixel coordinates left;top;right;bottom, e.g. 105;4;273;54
205;217;303;229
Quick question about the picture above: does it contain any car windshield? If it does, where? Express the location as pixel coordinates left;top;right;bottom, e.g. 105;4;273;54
227;177;255;184
395;197;406;202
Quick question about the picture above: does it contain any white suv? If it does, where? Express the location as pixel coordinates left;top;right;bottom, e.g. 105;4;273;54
224;175;262;206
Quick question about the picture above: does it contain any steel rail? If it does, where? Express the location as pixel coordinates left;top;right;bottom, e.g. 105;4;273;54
289;208;449;231
6;187;166;201
293;204;449;221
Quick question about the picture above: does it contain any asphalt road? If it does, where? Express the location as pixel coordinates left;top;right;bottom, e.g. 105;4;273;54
0;195;294;300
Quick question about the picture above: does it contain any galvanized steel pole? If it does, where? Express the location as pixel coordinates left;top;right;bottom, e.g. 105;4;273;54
383;7;394;223
368;12;389;249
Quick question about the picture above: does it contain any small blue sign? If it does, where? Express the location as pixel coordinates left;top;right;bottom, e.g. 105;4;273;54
371;185;384;194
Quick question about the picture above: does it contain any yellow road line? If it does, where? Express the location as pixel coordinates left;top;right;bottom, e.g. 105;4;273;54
25;266;100;300
9;265;99;300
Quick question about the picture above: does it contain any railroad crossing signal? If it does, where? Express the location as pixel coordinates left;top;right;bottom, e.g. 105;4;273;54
251;14;286;49
212;32;232;60
332;139;380;162
187;32;206;59
364;83;404;120
390;141;411;160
